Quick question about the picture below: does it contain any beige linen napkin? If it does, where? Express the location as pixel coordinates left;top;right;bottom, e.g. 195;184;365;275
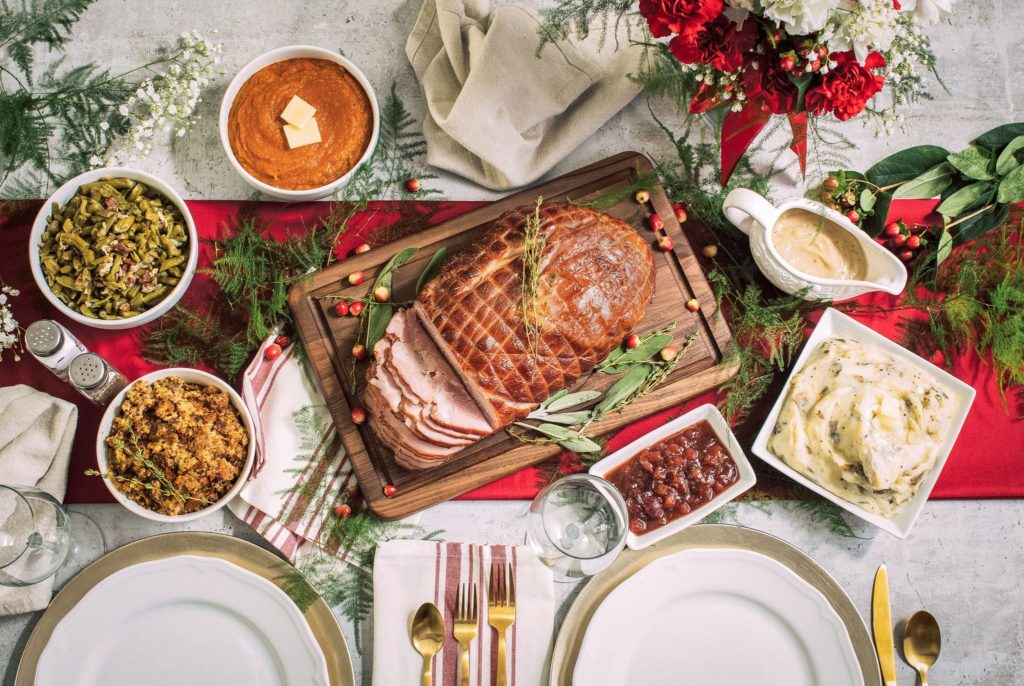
406;0;644;190
373;539;554;685
0;384;77;615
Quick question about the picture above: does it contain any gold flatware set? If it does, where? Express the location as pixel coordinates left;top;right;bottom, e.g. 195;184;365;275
873;564;942;686
411;562;516;686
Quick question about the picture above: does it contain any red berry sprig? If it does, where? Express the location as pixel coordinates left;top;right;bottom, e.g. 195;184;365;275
878;220;930;262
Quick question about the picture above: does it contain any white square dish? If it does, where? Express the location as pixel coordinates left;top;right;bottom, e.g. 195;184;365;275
589;404;757;550
751;307;976;539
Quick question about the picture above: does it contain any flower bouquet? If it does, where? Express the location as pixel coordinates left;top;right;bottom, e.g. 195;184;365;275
541;0;949;184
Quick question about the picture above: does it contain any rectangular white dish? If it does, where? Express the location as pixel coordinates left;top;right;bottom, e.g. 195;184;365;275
750;307;976;538
589;403;757;550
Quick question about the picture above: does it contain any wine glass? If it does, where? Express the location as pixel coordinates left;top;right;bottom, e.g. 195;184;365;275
525;473;628;582
0;484;72;587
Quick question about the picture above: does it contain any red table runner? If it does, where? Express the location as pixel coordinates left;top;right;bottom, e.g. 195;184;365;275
2;198;1020;504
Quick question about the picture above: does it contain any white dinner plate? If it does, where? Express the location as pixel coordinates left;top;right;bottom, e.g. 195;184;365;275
573;548;863;685
35;555;329;686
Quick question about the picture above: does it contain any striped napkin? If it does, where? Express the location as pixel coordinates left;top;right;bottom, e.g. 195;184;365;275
228;337;418;562
373;540;555;685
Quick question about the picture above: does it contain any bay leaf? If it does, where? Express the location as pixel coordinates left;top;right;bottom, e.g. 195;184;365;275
995;136;1024;176
865;145;950;187
544;390;602;412
415;246;447;295
947;145;995;181
594;364;652;416
365;302;393;353
936;181;994;217
892;162;956;199
997;164;1024;204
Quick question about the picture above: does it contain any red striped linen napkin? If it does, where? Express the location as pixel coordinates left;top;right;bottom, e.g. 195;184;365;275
227;336;419;562
372;540;555;685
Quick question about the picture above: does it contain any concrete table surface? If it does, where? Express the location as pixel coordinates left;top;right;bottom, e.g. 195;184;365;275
2;1;1023;684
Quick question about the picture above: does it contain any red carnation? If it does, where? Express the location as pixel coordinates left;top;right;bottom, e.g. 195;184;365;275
741;55;799;115
639;0;724;41
804;51;886;121
669;14;757;72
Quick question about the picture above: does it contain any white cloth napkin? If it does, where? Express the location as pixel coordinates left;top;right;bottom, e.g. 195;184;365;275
0;384;77;615
373;539;554;685
406;0;644;190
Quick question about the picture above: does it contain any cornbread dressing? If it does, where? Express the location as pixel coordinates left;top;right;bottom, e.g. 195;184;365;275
105;377;248;515
768;337;956;517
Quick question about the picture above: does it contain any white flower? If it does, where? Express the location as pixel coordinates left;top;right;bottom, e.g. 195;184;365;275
99;121;109;131
762;0;842;34
725;0;757;9
899;0;954;25
824;0;899;63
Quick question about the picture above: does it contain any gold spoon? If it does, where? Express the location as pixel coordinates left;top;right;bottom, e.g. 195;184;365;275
411;602;445;686
904;609;941;686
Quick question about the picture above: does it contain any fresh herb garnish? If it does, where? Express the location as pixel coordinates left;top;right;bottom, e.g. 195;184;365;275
520;197;547;352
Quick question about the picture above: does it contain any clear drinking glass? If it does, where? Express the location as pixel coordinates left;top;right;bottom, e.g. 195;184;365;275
0;484;73;587
526;473;628;582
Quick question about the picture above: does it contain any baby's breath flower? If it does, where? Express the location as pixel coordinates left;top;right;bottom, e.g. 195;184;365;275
0;282;23;362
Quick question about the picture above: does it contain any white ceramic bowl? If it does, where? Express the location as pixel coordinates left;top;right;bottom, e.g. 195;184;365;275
29;167;198;330
96;368;256;523
589;404;757;550
219;45;380;200
751;308;976;538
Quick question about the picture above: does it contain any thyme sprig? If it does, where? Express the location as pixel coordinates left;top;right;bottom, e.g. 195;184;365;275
520;197;547;353
87;431;211;508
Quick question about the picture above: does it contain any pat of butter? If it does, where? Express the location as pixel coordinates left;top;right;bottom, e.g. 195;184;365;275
876;395;902;433
280;95;317;129
283;117;322;149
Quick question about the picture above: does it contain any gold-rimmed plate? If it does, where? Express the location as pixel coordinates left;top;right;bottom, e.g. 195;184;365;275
15;532;354;686
549;524;880;686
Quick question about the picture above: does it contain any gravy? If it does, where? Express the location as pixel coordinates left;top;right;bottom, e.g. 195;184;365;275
771;208;867;281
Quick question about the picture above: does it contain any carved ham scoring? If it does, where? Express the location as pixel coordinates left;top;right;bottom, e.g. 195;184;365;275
364;203;656;470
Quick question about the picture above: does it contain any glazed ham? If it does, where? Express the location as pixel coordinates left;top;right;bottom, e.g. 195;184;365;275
364;203;656;470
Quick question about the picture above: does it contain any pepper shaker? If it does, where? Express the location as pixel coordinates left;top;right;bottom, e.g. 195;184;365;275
68;352;127;406
24;319;88;382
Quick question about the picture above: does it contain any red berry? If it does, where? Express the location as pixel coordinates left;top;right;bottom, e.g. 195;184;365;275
702;244;718;258
780;55;796;71
659;346;679;362
649;213;664;232
816;45;828;59
349;301;365;316
334;301;350;316
625;334;641;349
373;286;390;303
656;235;674;252
634;189;650;204
264;343;282;360
334;503;352;518
383;484;397;497
275;335;289;347
355;243;371;254
685;298;700;312
885;222;902;237
809;58;822;72
351;407;367;425
673;205;687;223
899;250;914;261
405;178;421;193
352;343;368;360
846;210;860;223
823;176;839;191
874;237;887;245
892;233;907;246
906;235;922;249
348;271;365;286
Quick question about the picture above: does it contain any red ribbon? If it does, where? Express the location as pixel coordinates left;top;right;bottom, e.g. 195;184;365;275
720;102;771;186
787;110;808;180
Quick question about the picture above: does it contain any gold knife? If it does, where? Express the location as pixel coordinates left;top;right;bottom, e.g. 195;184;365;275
873;564;898;686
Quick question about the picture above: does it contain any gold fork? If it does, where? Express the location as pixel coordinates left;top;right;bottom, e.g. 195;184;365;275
453;582;478;686
487;562;516;686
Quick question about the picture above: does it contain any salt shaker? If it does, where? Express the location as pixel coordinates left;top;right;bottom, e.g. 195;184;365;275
68;352;128;406
24;319;88;382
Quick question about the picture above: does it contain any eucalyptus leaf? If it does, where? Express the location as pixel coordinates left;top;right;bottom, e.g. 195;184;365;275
936;181;994;217
976;123;1024;151
947;145;995;181
892;162;955;199
530;411;592;426
415;247;447;295
995;136;1024;176
365;302;393;352
865;145;950;187
997;164;1024;204
594;364;651;416
543;389;602;412
935;225;953;267
598;334;672;373
859;188;876;211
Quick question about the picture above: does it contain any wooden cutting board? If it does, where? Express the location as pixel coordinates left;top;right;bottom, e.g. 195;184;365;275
289;152;738;519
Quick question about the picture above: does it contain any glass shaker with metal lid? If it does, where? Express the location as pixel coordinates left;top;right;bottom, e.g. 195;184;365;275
24;319;88;382
68;352;127;406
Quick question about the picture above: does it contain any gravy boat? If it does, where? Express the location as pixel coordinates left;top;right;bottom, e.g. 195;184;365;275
723;188;907;302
